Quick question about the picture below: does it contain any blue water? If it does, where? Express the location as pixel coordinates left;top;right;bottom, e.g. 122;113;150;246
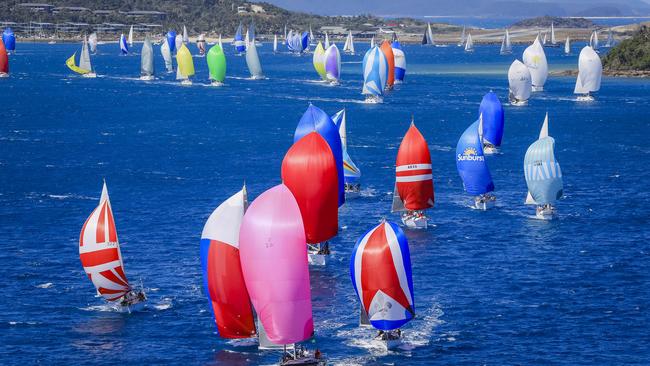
2;42;650;365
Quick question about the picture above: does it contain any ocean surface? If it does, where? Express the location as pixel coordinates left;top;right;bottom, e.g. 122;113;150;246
1;41;649;365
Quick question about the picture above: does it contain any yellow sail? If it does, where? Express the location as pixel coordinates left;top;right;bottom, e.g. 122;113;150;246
313;42;327;80
66;53;89;75
176;44;195;78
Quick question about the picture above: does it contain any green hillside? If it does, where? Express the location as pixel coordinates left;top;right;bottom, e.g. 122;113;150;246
603;25;650;71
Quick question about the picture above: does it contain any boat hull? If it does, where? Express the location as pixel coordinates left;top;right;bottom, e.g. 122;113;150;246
364;95;383;104
535;206;556;220
139;75;155;81
576;95;595;102
0;73;8;78
210;81;224;87
344;189;360;200
532;86;544;92
82;73;97;78
483;145;500;155
473;197;495;211
307;253;326;266
510;99;528;107
180;79;193;86
401;213;428;229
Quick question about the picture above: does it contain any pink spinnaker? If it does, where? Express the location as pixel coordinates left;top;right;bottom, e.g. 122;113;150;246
239;184;314;345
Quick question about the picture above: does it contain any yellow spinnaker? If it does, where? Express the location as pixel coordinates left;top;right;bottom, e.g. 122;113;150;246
176;44;195;77
66;53;89;74
313;42;327;80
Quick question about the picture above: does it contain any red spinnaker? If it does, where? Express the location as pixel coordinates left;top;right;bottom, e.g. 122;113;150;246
281;132;339;244
396;123;435;210
0;39;7;74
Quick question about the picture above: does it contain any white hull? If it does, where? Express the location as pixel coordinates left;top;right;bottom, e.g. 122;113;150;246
532;85;544;92
483;145;500;155
210;81;224;87
401;213;428;229
0;73;9;78
139;75;155;81
249;75;265;80
535;206;556;220
473;198;495;211
576;95;595;102
114;300;146;313
82;72;97;78
364;95;383;104
180;79;193;86
374;331;403;350
510;99;528;107
307;243;328;266
307;253;326;266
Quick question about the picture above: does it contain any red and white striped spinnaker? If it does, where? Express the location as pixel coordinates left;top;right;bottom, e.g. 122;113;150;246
392;122;435;211
79;182;131;302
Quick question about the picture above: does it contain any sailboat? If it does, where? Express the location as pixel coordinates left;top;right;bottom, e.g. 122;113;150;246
324;31;330;49
283;24;287;45
380;40;395;90
234;23;245;54
362;46;388;103
66;37;96;78
2;27;15;53
456;117;496;210
500;29;512;55
79;182;146;312
88;32;98;54
182;25;189;44
309;25;315;46
604;29;615;48
589;30;599;51
458;26;466;47
332;109;362;198
166;30;177;53
293;104;345;208
161;37;173;73
343;30;355;54
522;35;548;91
464;33;474;52
422;22;434;45
478;91;504;154
273;34;278;53
350;220;415;350
200;187;256;339
508;60;532;106
564;36;571;55
245;36;264;80
312;42;327;80
239;184;324;365
127;25;134;46
391;121;435;229
324;44;341;85
574;46;602;102
139;36;154;80
282;132;339;266
524;113;563;220
549;22;559;47
0;38;8;77
176;43;195;85
196;33;206;56
119;33;128;55
392;40;406;83
207;44;226;86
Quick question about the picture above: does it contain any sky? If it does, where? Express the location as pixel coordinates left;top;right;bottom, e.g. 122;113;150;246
257;0;650;17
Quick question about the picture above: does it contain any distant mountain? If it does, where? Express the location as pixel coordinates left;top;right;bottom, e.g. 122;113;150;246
261;0;650;17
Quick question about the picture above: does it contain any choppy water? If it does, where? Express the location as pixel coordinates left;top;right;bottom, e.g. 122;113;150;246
1;42;649;365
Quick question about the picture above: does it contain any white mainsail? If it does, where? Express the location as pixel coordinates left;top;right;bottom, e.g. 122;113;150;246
324;32;330;49
80;36;92;72
246;41;264;79
590;31;599;50
273;34;278;52
370;36;374;48
218;34;223;49
500;29;512;55
343;30;355;54
458;26;466;47
574;46;602;96
464;33;474;52
564;37;570;55
161;38;173;72
127;25;133;46
183;25;189;44
88;32;98;54
522;36;548;91
551;22;557;45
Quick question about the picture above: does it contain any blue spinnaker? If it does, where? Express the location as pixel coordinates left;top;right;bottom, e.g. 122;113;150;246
456;120;495;196
301;32;310;51
294;105;345;206
167;31;177;53
479;91;505;147
2;28;15;51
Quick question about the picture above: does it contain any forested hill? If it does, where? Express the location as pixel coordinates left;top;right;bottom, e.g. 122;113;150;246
1;0;430;36
603;26;650;71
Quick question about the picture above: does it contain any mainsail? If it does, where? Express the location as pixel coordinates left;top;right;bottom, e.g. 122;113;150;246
239;184;314;345
392;41;406;82
127;25;133;46
362;46;388;98
550;22;557;45
350;221;415;330
200;187;256;338
392;122;435;212
207;45;226;83
522;36;548;91
161;38;173;72
564;37;571;55
524;114;563;205
273;34;278;53
458;26;466;47
500;29;512;55
79;37;92;73
140;36;154;77
574;46;602;95
79;182;132;302
88;32;97;54
182;25;189;44
422;23;434;45
508;59;532;103
464;33;474;52
324;32;330;49
343;30;355;54
456;119;494;196
589;31;599;50
245;39;263;79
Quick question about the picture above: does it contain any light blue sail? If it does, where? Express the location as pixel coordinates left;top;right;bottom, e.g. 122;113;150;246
479;91;505;147
524;114;563;205
294;104;345;206
362;46;388;97
456;120;495;195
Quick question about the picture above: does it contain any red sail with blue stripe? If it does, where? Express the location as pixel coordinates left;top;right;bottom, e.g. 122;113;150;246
350;221;415;330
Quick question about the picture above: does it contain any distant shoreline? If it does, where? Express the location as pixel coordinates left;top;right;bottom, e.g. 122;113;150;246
551;69;650;78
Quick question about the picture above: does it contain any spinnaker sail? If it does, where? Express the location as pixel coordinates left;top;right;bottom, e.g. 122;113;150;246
324;44;341;83
392;122;435;212
522;36;548;91
245;39;263;79
456;119;494;196
524;113;563;205
380;40;395;89
0;38;8;75
176;43;195;80
2;27;15;52
508;59;532;104
362;46;388;99
312;42;327;80
234;23;245;53
207;44;226;83
119;33;128;55
392;41;406;82
574;46;602;96
478;91;504;149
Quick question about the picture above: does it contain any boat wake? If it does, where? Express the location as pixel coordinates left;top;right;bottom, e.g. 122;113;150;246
153;297;173;311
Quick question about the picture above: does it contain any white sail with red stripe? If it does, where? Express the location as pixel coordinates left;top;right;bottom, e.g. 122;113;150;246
392;121;435;212
79;182;131;302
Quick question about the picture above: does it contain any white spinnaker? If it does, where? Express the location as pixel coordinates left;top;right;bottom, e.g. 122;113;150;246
522;36;548;90
508;59;532;102
201;188;247;248
574;46;602;94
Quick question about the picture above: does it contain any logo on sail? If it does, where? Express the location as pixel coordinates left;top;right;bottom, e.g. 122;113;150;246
457;147;484;162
